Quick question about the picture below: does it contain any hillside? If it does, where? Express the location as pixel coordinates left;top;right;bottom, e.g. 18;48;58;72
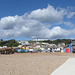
0;39;20;47
29;39;71;45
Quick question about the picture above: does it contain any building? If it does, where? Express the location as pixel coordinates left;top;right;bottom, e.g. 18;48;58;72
58;43;65;47
71;40;75;53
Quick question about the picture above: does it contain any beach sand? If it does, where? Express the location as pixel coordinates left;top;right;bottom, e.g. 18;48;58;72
0;53;75;75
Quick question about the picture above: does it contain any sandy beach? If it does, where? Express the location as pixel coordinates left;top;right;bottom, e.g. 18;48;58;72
0;53;75;75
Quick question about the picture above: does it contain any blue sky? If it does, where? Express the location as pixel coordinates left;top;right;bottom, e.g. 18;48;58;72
0;0;75;40
0;0;75;17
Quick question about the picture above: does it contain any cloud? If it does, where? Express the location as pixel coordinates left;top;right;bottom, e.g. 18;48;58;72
27;5;66;23
64;22;74;27
67;12;75;18
0;15;18;30
0;5;75;39
49;27;68;39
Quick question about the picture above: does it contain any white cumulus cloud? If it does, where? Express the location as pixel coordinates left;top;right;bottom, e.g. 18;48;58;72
0;5;75;39
27;5;66;23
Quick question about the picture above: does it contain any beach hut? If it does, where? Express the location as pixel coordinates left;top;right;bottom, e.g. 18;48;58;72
16;49;21;53
16;49;29;53
0;47;14;54
29;49;34;53
26;47;29;50
33;48;41;53
25;50;29;53
63;40;75;53
64;43;72;53
21;49;29;53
